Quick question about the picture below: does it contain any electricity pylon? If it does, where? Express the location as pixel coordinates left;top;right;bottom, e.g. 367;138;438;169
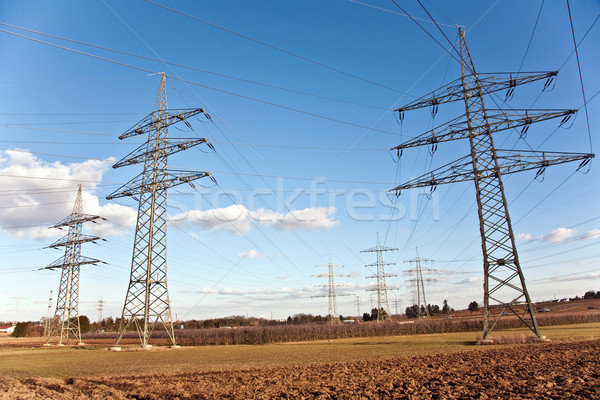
390;28;594;340
107;73;214;348
312;254;346;323
361;233;397;322
43;290;53;337
42;185;105;345
97;297;104;324
404;248;437;319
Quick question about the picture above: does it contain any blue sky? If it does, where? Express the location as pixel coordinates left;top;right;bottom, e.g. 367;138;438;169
0;0;598;322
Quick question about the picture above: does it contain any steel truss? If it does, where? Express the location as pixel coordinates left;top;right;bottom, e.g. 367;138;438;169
312;255;346;323
404;249;436;319
361;234;397;322
42;185;104;345
390;28;594;339
110;73;214;348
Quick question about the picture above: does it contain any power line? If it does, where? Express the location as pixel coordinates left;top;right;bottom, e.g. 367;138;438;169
557;13;599;71
347;0;453;27
566;0;594;153
389;0;462;67
0;124;119;137
0;112;144;116
0;173;121;185
101;7;334;267
0;28;401;137
416;0;461;59
0;22;388;111
140;0;410;95
0;147;113;162
518;0;545;73
0;147;396;186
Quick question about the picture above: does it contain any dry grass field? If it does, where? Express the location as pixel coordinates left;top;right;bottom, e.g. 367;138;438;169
1;322;600;398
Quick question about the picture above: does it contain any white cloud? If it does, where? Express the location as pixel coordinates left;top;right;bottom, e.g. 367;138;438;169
540;227;577;243
582;229;600;240
516;233;533;242
237;249;266;259
271;207;340;232
218;288;246;295
193;285;321;300
457;276;482;285
171;205;339;234
195;288;218;294
539;272;600;283
337;282;374;292
0;150;136;239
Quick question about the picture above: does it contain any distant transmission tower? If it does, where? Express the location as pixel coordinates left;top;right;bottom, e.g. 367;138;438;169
107;73;214;349
312;254;347;323
390;28;594;340
404;249;437;319
42;185;105;345
393;296;402;316
361;233;397;322
97;297;104;324
43;290;53;337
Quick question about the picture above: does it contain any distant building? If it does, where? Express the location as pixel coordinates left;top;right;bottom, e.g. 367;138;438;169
0;325;15;334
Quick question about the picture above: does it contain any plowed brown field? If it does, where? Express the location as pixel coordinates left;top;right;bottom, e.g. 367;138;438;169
2;339;599;399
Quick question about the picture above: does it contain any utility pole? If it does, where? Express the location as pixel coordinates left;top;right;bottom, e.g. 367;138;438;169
107;73;214;349
404;248;437;319
390;27;594;340
312;254;347;323
43;290;53;337
361;233;397;322
42;185;105;345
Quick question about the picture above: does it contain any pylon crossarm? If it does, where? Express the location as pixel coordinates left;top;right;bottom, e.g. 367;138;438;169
50;213;105;228
360;247;398;253
390;151;593;193
364;262;396;267
46;234;104;249
41;255;103;270
394;72;557;113
391;109;576;151
406;277;438;283
106;170;212;199
113;138;211;168
119;108;207;139
365;273;398;278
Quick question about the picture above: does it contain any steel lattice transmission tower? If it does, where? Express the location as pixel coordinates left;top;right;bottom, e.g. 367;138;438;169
404;249;437;319
312;255;347;323
107;73;214;349
42;185;105;345
361;233;397;322
43;290;53;337
97;297;104;324
390;28;594;340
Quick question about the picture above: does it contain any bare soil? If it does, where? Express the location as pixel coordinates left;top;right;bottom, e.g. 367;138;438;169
1;339;599;399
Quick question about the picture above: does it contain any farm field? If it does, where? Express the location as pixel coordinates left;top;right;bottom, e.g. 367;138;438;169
1;323;600;398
